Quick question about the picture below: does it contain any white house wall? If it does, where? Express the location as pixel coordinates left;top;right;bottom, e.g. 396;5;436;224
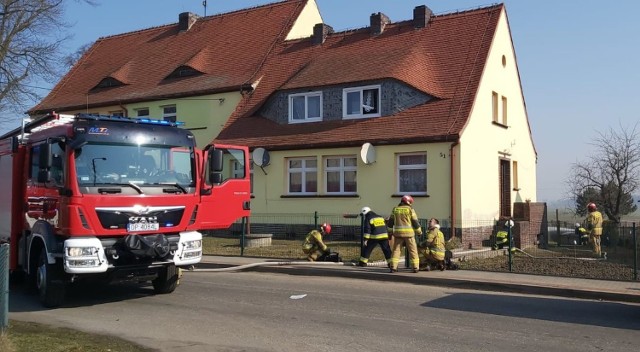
63;92;242;147
459;7;537;222
251;143;452;220
285;0;323;41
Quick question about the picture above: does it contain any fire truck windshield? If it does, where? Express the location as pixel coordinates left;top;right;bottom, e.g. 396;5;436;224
74;143;195;187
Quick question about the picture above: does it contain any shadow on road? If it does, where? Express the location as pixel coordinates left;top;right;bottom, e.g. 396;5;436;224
422;292;640;330
9;282;156;312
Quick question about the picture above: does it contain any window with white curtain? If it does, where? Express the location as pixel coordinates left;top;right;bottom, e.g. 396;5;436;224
289;92;322;123
324;156;357;194
287;158;317;194
343;85;381;119
397;153;427;194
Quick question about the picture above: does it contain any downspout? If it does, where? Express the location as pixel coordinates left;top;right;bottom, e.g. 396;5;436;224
119;103;129;117
450;139;460;239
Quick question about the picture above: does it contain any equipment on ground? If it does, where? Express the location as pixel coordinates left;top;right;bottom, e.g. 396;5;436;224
0;113;251;307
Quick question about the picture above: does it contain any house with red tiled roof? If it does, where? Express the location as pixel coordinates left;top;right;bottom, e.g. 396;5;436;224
31;0;538;248
214;3;538;238
30;0;320;147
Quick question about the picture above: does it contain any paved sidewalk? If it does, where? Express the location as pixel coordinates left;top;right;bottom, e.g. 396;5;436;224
194;255;640;304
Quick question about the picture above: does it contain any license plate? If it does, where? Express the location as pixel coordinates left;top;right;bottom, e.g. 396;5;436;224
127;223;159;232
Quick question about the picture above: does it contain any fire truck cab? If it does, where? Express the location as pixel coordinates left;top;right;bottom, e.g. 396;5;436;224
0;113;250;307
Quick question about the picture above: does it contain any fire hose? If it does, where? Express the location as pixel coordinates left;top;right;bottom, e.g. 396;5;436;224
186;260;356;273
184;259;399;273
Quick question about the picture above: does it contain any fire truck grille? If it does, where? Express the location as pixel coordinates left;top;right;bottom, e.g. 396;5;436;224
95;206;185;230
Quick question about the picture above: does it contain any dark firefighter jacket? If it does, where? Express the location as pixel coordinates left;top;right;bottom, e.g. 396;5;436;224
363;211;389;240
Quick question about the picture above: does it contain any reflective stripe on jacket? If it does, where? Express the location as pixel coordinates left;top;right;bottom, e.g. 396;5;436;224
363;212;389;240
422;227;445;260
387;204;422;238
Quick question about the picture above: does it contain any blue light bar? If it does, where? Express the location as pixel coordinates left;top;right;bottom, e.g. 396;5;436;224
75;113;185;127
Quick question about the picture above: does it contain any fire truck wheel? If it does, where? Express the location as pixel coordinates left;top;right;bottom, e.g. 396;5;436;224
152;263;179;294
36;248;66;308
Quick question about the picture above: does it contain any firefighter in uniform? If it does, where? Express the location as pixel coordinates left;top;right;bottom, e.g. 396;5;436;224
418;218;446;271
302;223;332;261
387;195;422;273
358;207;392;268
585;202;604;257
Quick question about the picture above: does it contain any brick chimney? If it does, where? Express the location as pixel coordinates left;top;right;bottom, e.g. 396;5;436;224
312;23;334;45
179;12;198;32
413;5;433;28
370;12;390;35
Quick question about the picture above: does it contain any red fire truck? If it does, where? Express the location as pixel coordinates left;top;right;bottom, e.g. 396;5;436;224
0;113;250;307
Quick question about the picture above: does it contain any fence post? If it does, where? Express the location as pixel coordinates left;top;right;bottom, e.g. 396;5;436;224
314;211;318;229
1;244;9;333
556;209;560;247
633;222;637;281
240;217;246;256
507;219;514;272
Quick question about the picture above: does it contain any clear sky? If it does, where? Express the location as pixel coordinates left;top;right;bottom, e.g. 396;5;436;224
19;0;640;202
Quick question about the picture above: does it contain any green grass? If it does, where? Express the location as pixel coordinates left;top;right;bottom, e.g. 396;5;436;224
2;320;151;352
203;236;390;262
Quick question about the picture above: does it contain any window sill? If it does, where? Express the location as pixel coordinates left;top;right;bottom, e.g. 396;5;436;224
492;121;508;129
281;194;360;198
391;194;429;198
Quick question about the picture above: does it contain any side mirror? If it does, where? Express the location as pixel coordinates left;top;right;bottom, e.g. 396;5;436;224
210;149;223;172
38;143;52;169
209;171;223;184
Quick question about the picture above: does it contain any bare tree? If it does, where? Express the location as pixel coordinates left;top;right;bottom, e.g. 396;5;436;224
568;124;640;223
0;0;96;128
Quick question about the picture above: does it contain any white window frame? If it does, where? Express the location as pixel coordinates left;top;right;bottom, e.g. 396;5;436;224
396;152;427;195
324;156;357;195
287;157;317;195
288;92;322;123
343;85;381;119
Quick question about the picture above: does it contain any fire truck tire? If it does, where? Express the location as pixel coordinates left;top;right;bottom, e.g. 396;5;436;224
36;248;66;308
152;263;178;294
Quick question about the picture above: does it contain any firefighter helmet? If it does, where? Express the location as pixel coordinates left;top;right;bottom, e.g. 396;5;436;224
361;207;371;215
321;223;332;235
401;195;414;205
587;202;597;212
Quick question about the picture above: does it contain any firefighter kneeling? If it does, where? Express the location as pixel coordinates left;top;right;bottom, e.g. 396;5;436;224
418;218;446;271
302;223;341;262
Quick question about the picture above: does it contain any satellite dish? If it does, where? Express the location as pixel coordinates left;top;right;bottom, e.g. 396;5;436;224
252;147;270;172
360;143;376;165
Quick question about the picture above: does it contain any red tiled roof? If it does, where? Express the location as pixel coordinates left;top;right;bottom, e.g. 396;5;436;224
30;0;307;114
216;4;504;149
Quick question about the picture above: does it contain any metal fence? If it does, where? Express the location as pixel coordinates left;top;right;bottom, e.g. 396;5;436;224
204;213;639;281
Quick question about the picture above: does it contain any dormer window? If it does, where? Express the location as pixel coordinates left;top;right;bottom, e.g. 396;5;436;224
343;85;381;119
91;77;124;90
165;65;201;79
289;92;322;123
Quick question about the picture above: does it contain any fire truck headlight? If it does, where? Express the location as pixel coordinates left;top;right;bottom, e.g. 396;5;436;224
184;240;202;250
67;247;96;257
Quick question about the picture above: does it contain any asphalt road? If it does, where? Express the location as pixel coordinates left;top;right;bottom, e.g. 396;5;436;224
9;271;640;352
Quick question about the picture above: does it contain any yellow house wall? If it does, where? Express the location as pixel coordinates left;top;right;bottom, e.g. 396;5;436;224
285;0;322;40
459;8;537;222
63;92;242;147
251;143;452;220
